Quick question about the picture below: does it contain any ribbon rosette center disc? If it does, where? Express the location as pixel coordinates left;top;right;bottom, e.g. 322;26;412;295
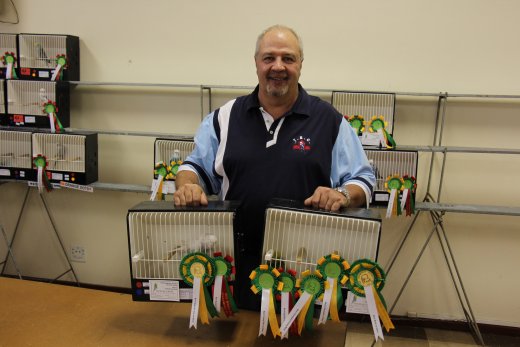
190;262;206;278
259;273;275;289
324;262;342;278
357;270;375;287
279;275;294;292
303;277;322;296
371;119;385;131
215;259;229;276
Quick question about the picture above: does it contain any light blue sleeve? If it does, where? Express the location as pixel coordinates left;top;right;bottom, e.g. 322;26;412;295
177;112;222;195
331;118;376;203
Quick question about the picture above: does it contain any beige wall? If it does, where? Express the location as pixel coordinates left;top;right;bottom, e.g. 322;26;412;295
1;0;519;327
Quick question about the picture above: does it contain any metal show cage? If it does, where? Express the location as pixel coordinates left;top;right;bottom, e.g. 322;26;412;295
365;149;418;205
0;34;18;80
3;80;70;128
127;201;239;302
153;138;195;180
32;131;98;185
18;34;79;81
261;199;382;277
0;129;34;180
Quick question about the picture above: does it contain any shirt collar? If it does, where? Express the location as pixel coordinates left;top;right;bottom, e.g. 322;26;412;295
246;84;312;117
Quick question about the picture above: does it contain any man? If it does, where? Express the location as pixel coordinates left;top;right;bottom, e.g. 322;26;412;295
174;25;375;310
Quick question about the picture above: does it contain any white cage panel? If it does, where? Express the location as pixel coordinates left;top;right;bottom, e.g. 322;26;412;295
128;211;235;280
19;35;67;69
332;92;395;133
366;150;418;192
154;139;195;164
0;130;32;169
32;133;86;172
0;79;5;113
7;80;57;116
262;208;380;278
0;34;17;66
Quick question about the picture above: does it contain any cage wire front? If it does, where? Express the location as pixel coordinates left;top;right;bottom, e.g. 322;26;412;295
32;133;86;173
0;34;17;67
154;139;195;165
127;201;239;302
262;200;381;279
7;80;56;116
0;80;5;113
19;35;67;69
0;130;32;170
332;91;395;134
365;149;418;203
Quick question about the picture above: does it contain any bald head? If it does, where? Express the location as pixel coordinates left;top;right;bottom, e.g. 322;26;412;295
255;25;304;62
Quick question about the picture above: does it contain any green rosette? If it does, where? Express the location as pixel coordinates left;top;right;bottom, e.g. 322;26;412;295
33;154;52;192
179;252;218;318
154;161;168;178
346;258;387;308
347;115;365;136
276;269;296;296
402;175;417;215
56;54;68;67
213;253;238;315
250;264;280;294
2;52;18;78
316;254;350;312
368;115;396;148
297;271;325;331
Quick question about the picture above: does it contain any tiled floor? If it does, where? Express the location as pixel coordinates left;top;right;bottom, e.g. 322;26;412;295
344;321;520;347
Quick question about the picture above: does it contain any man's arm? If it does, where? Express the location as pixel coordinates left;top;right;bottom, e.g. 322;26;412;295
174;170;208;206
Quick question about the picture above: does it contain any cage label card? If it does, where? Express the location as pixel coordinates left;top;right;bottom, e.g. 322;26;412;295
345;291;369;315
149;280;180;301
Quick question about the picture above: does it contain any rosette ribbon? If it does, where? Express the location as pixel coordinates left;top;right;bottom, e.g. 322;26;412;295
367;115;396;149
51;54;68;81
249;264;282;338
385;175;404;218
179;252;219;328
212;252;238;317
168;149;183;180
2;52;18;79
346;115;365;136
316;253;350;324
347;259;394;341
33;155;53;193
275;268;298;338
150;161;168;201
400;175;417;216
281;269;327;335
42;100;63;133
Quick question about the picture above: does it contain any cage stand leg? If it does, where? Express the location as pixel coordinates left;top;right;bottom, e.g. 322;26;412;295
0;224;22;279
0;185;30;277
38;192;81;286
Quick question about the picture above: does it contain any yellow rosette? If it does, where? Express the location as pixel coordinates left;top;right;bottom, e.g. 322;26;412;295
316;253;350;324
250;264;282;338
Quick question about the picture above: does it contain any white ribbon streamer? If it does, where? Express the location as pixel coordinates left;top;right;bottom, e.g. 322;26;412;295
364;285;384;341
150;175;164;201
259;288;270;336
280;291;311;337
48;112;56;133
37;166;44;193
281;292;289;339
213;275;223;313
6;62;13;79
189;277;201;329
318;277;334;324
377;129;386;147
51;63;63;81
400;188;409;212
386;188;397;218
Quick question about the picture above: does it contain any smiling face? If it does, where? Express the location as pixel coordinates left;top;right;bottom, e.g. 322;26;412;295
255;28;303;101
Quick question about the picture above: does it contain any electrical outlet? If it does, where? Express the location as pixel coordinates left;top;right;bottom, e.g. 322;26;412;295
70;245;86;262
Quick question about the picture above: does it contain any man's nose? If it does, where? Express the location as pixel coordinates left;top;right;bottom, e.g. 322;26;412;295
272;57;285;70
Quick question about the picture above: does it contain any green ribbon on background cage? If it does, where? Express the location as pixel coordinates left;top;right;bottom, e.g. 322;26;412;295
212;252;238;317
51;54;68;81
33;154;53;193
316;253;350;324
168;149;183;180
179;252;218;329
42;100;63;133
347;258;394;341
367;115;396;149
275;268;298;338
401;175;417;216
346;115;365;136
2;52;18;79
150;161;168;201
385;175;404;218
250;264;282;338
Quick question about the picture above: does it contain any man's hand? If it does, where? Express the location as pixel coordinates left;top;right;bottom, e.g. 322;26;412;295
304;186;348;212
173;183;208;206
174;170;208;206
304;185;366;211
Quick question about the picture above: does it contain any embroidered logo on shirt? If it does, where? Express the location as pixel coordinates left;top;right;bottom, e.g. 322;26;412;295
292;136;311;152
